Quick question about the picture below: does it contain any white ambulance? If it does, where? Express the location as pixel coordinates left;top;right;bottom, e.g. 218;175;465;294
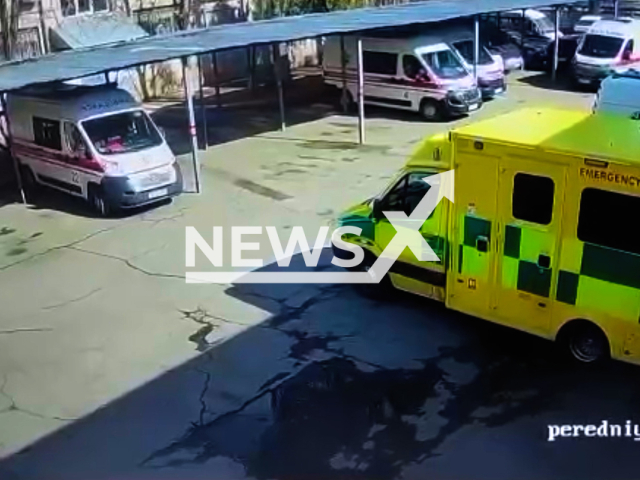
6;83;182;216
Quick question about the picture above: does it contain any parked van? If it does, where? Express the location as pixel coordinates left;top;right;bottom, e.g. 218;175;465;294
497;9;566;69
323;34;482;121
592;68;640;115
572;19;640;86
333;107;640;366
431;26;506;99
6;83;182;216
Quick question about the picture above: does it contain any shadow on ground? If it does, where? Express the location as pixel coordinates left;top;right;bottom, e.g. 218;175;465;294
1;251;640;480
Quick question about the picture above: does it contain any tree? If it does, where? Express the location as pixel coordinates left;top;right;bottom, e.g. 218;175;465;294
0;0;20;61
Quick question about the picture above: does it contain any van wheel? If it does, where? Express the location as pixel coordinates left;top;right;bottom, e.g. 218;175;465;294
20;166;39;200
338;89;355;112
560;321;610;364
419;99;442;121
88;186;110;218
354;253;394;300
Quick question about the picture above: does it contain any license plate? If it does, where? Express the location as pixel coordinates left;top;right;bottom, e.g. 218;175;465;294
468;103;479;111
148;188;168;199
495;87;504;94
577;78;591;84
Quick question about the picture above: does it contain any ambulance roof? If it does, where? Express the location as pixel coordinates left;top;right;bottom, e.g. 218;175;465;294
586;19;637;38
448;107;640;166
7;83;140;120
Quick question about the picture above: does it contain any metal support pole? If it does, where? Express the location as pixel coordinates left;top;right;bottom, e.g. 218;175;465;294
0;95;26;204
356;37;365;144
271;43;286;131
340;35;348;113
520;9;526;48
213;51;221;108
182;56;201;194
104;72;110;84
552;7;560;82
197;55;208;149
614;0;619;18
473;16;479;82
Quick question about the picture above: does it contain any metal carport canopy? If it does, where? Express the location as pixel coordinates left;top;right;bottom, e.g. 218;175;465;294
0;0;572;92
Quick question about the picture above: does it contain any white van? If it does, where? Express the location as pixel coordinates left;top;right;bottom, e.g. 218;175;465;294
592;68;640;116
431;26;506;99
6;84;182;216
322;34;482;121
572;19;640;86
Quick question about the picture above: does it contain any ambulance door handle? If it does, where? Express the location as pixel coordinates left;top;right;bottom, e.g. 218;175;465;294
476;236;489;253
537;254;551;269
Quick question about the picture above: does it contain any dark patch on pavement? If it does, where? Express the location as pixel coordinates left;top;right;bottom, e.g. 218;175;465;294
299;140;391;155
233;178;293;201
6;247;27;256
0;227;16;236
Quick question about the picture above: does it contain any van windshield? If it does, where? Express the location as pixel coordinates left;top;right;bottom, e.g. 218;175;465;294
452;40;494;65
421;49;468;79
579;34;624;58
82;110;162;155
535;15;555;34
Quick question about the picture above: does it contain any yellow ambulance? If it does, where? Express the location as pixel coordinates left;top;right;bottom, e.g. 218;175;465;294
334;107;640;365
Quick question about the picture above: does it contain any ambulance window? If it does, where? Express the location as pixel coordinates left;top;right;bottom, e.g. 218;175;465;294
405;173;432;216
578;188;640;255
363;51;398;75
512;173;554;224
33;117;62;151
380;176;407;212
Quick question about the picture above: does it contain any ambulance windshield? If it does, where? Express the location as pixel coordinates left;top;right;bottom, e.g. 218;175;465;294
579;34;624;58
82;110;162;155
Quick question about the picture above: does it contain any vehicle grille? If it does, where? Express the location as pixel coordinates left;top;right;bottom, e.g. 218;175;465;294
479;78;504;89
139;169;173;188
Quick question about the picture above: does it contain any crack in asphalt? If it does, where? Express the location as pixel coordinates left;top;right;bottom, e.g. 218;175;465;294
67;246;185;280
194;369;212;427
42;287;102;311
0;375;76;422
181;307;248;352
0;328;53;335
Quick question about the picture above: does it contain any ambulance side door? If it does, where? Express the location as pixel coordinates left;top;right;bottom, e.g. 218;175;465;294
493;157;567;336
447;145;500;319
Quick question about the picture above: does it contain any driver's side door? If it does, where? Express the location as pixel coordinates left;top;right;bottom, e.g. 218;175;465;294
374;170;449;299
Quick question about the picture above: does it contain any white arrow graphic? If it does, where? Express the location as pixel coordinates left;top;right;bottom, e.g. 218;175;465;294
186;169;455;284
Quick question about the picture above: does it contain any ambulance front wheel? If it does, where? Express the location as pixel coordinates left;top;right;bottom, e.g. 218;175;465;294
419;99;442;122
88;185;110;218
560;321;610;364
354;253;394;300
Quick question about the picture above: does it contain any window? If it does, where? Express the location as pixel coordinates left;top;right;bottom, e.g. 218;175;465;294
33;117;62;151
379;173;432;216
578;188;640;255
61;0;107;16
421;50;468;80
64;123;89;156
512;173;554;224
363;51;398;75
623;40;634;59
403;55;426;79
452;40;494;65
579;34;624;58
82;110;162;155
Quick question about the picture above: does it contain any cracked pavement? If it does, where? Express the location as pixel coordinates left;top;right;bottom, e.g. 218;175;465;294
1;73;634;480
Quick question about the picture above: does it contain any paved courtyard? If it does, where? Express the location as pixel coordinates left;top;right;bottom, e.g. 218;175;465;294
2;72;636;480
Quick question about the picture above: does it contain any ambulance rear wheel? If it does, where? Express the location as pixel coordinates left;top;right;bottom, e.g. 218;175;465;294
20;166;39;201
419;99;442;121
88;186;110;218
562;321;610;364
